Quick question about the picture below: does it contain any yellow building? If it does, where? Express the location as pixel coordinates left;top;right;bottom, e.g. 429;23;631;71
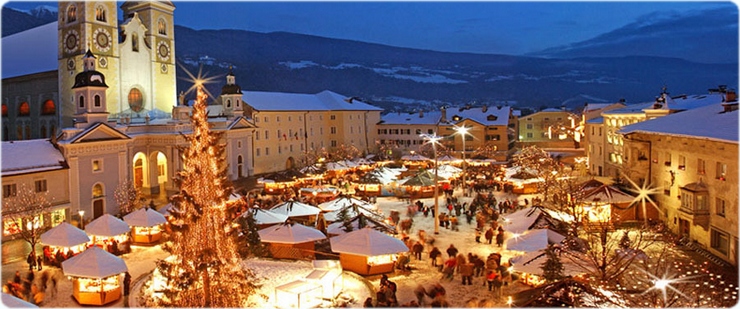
377;106;516;162
518;108;579;149
583;102;626;176
620;102;738;266
242;92;382;174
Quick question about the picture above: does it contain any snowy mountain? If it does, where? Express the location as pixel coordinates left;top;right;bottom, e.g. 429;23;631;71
28;5;57;21
1;6;56;37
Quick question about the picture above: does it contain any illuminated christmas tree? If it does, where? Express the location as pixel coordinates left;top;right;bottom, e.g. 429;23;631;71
154;82;259;307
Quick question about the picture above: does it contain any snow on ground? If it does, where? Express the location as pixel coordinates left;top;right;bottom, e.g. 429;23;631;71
3;187;540;308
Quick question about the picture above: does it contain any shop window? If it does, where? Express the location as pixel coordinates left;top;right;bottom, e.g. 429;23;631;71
3;217;22;236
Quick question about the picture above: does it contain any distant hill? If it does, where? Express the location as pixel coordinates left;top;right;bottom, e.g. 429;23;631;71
175;25;737;113
2;6;56;37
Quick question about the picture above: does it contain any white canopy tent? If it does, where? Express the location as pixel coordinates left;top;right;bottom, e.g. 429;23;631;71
322;204;384;222
329;228;407;256
318;196;376;212
246;207;289;225
2;292;38;308
502;206;571;235
506;229;565;252
123;208;167;227
61;246;128;279
84;214;130;238
40;222;90;248
258;223;326;244
509;248;583;277
270;201;322;218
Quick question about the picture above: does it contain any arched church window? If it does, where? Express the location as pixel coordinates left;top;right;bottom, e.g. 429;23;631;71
95;5;106;22
158;19;167;35
67;4;76;23
132;33;139;52
42;100;55;115
128;88;143;112
18;102;30;116
92;183;104;198
2;104;7;117
226;99;231;108
78;96;85;108
94;95;101;107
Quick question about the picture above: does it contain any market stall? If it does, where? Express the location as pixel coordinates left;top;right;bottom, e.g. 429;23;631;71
399;170;444;199
40;222;91;257
580;184;649;223
509;247;583;287
123;208;167;244
258;222;326;259
329;227;408;275
245;207;289;228
1;292;38;308
501;206;570;235
274;280;323;309
61;246;128;306
322;203;384;223
326;213;396;236
505;228;565;252
300;186;341;202
84;214;130;254
318;195;376;212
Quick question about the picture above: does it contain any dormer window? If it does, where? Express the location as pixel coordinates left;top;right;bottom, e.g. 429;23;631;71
95;5;106;22
67;4;77;23
452;115;461;121
487;115;498;121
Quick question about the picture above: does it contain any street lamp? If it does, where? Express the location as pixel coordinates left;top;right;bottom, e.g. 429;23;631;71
454;125;470;197
420;133;442;234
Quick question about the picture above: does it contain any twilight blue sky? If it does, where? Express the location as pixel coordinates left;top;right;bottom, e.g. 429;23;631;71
4;1;736;55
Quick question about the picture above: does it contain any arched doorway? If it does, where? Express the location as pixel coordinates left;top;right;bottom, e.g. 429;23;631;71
133;152;148;190
150;152;168;195
286;157;296;170
237;155;244;178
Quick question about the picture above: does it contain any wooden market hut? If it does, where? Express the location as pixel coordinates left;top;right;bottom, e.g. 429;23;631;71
258;222;327;259
122;208;167;244
329;228;408;275
501;206;569;235
261;169;307;195
84;214;130;254
580;184;646;223
399;170;444;199
61;246;128;306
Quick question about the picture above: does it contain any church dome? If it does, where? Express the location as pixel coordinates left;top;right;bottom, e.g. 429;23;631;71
221;84;242;95
72;71;108;89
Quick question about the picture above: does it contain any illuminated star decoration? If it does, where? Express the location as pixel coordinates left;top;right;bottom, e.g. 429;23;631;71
622;173;663;226
178;63;220;101
640;265;698;304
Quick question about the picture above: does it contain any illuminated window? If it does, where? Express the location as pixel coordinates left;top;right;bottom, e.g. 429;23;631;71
42;100;55;115
678;155;686;170
128;88;143;112
18;102;30;116
716;162;727;180
95;5;106;22
67;4;77;23
158;163;165;176
2;104;7;117
91;159;102;172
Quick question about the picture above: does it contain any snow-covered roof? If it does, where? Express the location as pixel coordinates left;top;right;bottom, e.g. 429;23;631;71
246;208;289;225
445;106;511;126
258;223;326;244
85;214;131;237
586;116;603;124
2;22;58;79
269;201;322;217
583;103;616;112
62;246;128;279
506;228;565;252
539;108;565;112
380;111;442;125
603;93;724;115
1;139;66;176
123;207;167;227
318;196;376;212
329;227;408;256
40;222;91;248
619;103;738;143
243;90;382;112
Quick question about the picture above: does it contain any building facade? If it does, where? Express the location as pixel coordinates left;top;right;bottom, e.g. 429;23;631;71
620;102;738;266
517;108;579;149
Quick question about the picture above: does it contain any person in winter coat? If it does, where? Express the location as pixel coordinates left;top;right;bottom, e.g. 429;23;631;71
413;284;426;306
27;252;36;271
442;258;457;280
492;272;504;298
429;247;441;266
446;244;458;258
459;262;474;285
474;229;481;243
412;241;424;260
473;255;486;277
455;253;466;274
496;227;505;247
484;227;494;244
485;270;497;291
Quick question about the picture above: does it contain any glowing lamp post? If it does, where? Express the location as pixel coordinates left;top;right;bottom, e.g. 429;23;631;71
454;125;470;197
421;133;442;234
78;210;85;229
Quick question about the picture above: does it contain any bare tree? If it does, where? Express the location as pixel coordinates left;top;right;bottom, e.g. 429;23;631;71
114;178;142;216
328;143;361;161
1;184;54;254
